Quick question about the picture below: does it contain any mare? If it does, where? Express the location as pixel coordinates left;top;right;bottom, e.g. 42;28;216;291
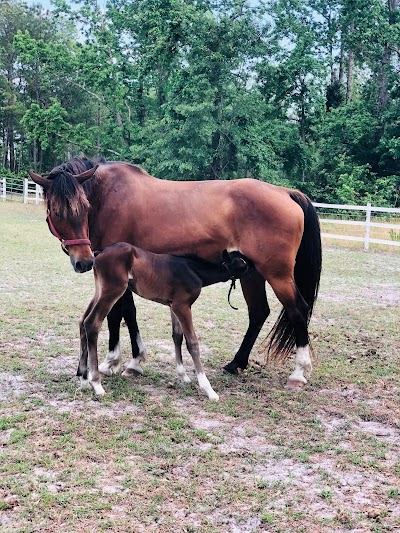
29;157;322;388
79;245;252;399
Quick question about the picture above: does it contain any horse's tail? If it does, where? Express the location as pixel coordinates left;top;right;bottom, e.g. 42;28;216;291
266;191;322;362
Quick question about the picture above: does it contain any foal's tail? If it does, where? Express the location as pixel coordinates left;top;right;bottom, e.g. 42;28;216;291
266;192;322;361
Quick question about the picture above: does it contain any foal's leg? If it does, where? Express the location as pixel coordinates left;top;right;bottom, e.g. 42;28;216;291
122;291;147;377
77;297;96;389
171;303;219;401
223;269;270;374
85;284;127;395
170;309;191;384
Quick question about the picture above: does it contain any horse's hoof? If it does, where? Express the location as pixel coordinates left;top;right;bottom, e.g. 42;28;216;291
98;364;113;376
223;363;239;375
286;379;306;390
122;367;143;377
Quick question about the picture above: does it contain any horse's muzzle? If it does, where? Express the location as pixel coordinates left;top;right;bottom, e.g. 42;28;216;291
71;256;94;273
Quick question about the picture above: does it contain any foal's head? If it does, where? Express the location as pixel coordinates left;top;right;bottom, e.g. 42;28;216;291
28;166;97;273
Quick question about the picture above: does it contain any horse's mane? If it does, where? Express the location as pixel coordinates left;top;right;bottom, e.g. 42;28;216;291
44;157;150;216
45;156;104;215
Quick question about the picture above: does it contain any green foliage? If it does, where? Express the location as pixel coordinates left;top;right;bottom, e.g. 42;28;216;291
0;0;399;205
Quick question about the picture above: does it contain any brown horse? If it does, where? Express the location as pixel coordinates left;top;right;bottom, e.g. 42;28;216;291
29;157;322;388
79;244;252;399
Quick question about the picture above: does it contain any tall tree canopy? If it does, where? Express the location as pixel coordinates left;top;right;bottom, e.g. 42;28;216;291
0;0;399;205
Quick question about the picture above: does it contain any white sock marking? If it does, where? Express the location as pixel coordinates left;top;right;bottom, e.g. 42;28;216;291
99;343;123;375
197;372;219;401
80;377;91;390
289;345;312;384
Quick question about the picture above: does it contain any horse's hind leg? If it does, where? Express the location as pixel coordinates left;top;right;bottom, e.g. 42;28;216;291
265;271;311;387
170;309;191;384
171;303;219;401
223;269;270;374
121;291;147;377
100;291;147;376
99;297;124;376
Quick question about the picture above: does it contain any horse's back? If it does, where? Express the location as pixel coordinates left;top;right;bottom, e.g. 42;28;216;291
92;166;306;268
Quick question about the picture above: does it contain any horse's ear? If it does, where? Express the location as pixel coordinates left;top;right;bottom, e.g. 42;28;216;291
28;171;51;189
74;165;99;184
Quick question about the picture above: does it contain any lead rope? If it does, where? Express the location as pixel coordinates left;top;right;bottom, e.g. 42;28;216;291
228;277;239;310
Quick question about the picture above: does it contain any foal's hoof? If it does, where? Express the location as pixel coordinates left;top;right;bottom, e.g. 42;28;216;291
79;377;91;390
286;379;306;390
222;362;239;375
208;392;220;401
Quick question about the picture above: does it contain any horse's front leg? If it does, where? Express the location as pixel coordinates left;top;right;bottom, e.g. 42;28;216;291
170;309;191;383
121;291;147;377
223;270;270;374
98;296;124;376
99;291;147;377
172;303;219;401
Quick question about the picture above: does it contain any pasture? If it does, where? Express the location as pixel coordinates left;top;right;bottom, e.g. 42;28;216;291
1;202;399;532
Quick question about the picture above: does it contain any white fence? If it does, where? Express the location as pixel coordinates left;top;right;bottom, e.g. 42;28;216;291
313;202;400;250
1;177;43;204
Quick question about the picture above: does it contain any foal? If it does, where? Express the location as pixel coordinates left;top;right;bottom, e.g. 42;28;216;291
78;244;252;400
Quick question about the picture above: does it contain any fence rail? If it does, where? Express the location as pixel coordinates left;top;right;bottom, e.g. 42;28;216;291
1;177;43;204
312;202;400;250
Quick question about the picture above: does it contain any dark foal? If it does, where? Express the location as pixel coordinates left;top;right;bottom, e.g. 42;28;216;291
78;244;252;400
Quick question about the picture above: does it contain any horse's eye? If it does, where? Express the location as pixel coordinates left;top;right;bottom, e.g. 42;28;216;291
54;211;61;219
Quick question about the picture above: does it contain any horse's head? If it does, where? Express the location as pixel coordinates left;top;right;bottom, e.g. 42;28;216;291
28;166;97;273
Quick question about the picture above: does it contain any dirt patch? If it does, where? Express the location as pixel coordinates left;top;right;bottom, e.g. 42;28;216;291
0;372;33;400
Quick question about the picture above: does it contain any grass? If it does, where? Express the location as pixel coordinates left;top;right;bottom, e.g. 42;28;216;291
0;201;400;532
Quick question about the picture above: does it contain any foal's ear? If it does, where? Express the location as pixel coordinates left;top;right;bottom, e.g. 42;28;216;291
28;171;51;189
74;165;99;184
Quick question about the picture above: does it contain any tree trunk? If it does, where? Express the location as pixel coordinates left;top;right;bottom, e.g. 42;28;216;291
377;0;399;112
377;46;390;112
346;49;354;104
345;22;354;104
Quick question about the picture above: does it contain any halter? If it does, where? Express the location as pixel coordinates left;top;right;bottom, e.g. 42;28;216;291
46;210;91;256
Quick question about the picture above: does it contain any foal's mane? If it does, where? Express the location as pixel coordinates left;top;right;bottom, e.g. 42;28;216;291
46;156;104;216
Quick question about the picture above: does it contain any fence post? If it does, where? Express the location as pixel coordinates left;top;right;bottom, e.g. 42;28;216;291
2;177;5;201
23;178;28;204
364;202;371;251
35;183;40;204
